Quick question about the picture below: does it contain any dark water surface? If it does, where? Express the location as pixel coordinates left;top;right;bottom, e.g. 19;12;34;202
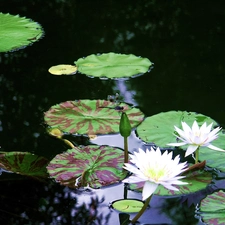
0;1;225;224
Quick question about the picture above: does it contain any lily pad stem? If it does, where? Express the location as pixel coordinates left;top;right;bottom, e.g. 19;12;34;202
131;195;152;224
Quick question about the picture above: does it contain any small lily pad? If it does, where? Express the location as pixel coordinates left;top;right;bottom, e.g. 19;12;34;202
47;145;126;188
112;199;144;213
48;64;77;75
44;99;144;135
0;152;49;180
199;191;225;225
0;13;44;52
75;52;152;79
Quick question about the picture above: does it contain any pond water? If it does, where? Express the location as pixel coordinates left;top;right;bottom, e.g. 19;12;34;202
1;1;225;224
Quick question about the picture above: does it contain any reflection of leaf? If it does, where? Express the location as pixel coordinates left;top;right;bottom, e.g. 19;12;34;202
199;191;225;225
48;64;77;75
47;145;126;188
0;13;44;52
75;52;152;79
136;111;217;148
0;152;49;180
44;100;144;135
129;169;212;196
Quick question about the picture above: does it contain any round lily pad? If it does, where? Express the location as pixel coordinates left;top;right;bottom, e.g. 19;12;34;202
199;191;225;225
112;199;144;213
136;111;217;148
47;145;127;188
44;99;144;135
0;13;44;52
48;64;77;75
75;52;152;79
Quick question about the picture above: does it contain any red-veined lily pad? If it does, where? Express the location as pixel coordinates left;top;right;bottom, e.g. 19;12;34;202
0;152;49;180
48;64;77;75
44;99;144;135
75;52;152;79
0;13;44;52
128;169;212;196
199;191;225;225
47;145;127;188
136;111;217;148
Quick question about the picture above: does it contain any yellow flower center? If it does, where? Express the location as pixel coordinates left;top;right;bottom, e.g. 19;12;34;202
144;167;166;182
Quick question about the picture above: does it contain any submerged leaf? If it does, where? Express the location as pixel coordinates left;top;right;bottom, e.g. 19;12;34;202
0;13;44;52
0;152;49;180
48;64;77;75
47;145;127;188
75;52;152;78
44;99;144;135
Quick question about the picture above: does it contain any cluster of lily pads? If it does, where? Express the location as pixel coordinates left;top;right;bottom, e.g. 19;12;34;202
1;12;225;225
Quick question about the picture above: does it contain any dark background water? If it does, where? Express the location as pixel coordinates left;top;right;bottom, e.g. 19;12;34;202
0;0;225;224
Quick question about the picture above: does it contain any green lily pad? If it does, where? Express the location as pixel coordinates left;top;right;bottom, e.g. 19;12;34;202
112;199;144;213
47;145;127;188
129;169;212;196
136;111;217;148
44;99;144;135
199;133;225;172
199;191;225;225
75;52;152;78
0;13;44;52
0;152;49;180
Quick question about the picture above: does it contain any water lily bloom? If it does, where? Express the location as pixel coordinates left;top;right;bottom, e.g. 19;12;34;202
122;147;188;200
167;121;225;157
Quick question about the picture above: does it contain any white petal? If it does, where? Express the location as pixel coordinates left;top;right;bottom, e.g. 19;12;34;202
207;144;225;152
185;145;198;157
167;142;187;147
142;181;158;200
122;175;146;183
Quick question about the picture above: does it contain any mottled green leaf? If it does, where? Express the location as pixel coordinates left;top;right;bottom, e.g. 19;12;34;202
0;152;49;180
0;13;44;52
136;111;217;148
75;52;152;79
44;100;144;135
47;145;126;188
199;191;225;225
129;169;212;196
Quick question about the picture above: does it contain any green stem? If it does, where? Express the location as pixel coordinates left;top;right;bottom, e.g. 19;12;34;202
195;147;199;164
131;195;152;224
124;136;128;164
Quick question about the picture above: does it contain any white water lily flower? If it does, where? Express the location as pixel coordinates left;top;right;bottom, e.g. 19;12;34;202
122;147;188;201
167;121;225;157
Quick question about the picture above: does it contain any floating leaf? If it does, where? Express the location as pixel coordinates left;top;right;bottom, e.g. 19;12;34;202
199;133;225;172
112;199;144;213
75;52;152;78
136;111;217;148
48;64;77;75
47;145;126;188
44;100;144;135
0;152;49;180
129;169;212;196
199;191;225;225
0;13;44;52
